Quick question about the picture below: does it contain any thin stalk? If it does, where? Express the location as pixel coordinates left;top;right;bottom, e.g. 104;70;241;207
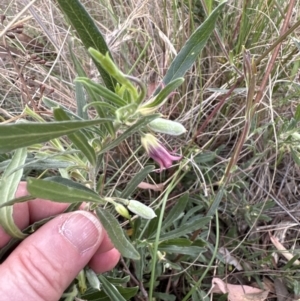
148;169;187;300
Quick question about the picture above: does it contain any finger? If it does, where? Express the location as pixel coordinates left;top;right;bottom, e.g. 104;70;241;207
0;211;106;301
95;231;115;253
89;248;121;273
0;182;68;248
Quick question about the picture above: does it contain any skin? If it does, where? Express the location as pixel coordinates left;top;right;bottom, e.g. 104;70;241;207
0;182;120;301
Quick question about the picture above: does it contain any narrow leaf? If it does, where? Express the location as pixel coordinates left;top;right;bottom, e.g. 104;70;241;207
157;217;211;241
162;193;189;230
68;47;115;135
0;158;74;172
98;275;126;301
53;108;96;165
27;178;104;203
76;77;127;107
0;148;27;238
69;41;89;120
75;81;89;119
55;0;116;90
159;1;227;88
99;114;159;154
158;245;205;256
0;119;111;154
206;186;225;217
96;208;140;260
120;165;155;198
42;97;82;120
145;78;184;108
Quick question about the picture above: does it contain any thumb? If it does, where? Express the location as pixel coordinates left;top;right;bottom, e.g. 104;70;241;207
0;211;104;301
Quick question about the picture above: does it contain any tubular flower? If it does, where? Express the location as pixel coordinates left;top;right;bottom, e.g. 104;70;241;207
141;133;182;171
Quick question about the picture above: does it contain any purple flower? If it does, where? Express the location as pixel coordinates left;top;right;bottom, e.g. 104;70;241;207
141;133;182;171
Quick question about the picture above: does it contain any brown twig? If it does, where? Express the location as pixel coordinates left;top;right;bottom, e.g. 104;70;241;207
120;257;148;301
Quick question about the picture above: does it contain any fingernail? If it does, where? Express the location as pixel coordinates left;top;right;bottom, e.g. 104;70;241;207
60;212;102;253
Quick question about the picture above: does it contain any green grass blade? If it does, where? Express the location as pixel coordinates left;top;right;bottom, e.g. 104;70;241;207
0;148;27;238
0;119;111;154
160;0;227;88
56;0;116;91
96;208;140;260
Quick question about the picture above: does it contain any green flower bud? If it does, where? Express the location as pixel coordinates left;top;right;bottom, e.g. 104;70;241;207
86;268;101;291
148;118;186;136
127;200;156;220
115;203;131;219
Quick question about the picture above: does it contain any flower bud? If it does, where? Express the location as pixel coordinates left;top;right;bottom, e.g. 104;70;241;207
148;118;186;136
114;203;131;219
86;268;101;291
127;200;156;220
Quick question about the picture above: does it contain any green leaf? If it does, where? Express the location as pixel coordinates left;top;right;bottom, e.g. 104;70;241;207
162;193;189;230
159;1;227;88
158;243;205;256
53;108;96;165
76;77;127;107
55;0;116;91
75;81;89;119
99;114;159;154
98;275;126;301
120;165;155;199
0;118;111;154
0;148;27;238
42;97;82;120
104;276;130;285
295;104;300;122
206;186;225;217
27;177;104;203
82;286;138;301
0;158;74;172
144;78;184;109
157;217;211;241
96;207;140;260
153;293;176;301
69;41;89;120
291;148;300;166
88;49;138;100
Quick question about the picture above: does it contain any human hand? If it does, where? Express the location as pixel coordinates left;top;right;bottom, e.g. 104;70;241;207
0;182;120;301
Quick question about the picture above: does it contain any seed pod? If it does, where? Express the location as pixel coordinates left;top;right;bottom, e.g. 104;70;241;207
128;200;156;220
148;118;186;136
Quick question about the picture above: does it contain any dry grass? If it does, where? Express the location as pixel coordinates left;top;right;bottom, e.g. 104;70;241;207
2;0;300;299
